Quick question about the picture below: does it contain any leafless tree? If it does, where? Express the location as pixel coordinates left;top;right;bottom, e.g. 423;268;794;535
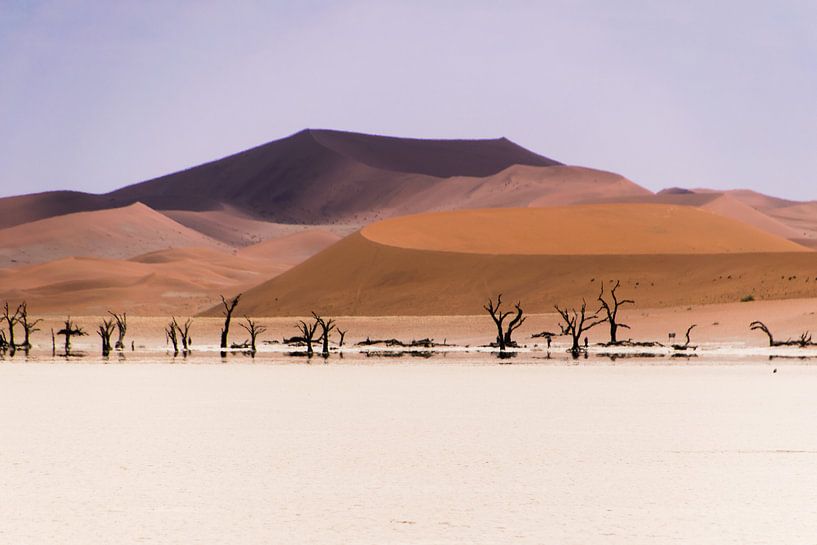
108;311;127;350
219;294;242;350
172;318;193;352
597;281;635;345
484;294;525;351
671;325;698;351
2;302;20;349
239;316;266;353
555;300;606;356
312;313;337;357
97;318;116;356
57;318;87;354
295;318;319;357
165;319;180;355
750;321;815;347
18;302;42;350
337;329;348;347
503;302;526;347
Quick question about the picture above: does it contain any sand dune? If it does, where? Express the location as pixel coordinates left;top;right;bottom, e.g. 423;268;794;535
361;205;808;255
0;228;341;315
222;205;817;317
0;129;634;229
162;206;355;247
0;203;226;267
238;229;342;264
0;249;274;315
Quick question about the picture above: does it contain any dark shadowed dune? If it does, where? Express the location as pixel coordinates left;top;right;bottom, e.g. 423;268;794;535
0;129;566;229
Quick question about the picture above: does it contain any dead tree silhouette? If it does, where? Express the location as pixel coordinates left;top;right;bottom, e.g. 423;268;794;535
671;325;698;351
750;321;816;347
484;294;525;351
18;302;42;351
295;318;319;357
97;318;115;356
58;318;87;354
165;319;180;355
337;329;348;347
172;318;193;353
219;294;242;351
597;281;634;345
2;302;20;351
108;311;127;350
239;316;266;353
313;313;337;357
555;300;606;357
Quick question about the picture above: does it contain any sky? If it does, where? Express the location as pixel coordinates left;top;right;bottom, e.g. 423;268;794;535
0;0;815;199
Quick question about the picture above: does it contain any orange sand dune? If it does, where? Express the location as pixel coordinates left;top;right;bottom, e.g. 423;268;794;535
361;205;809;255
584;190;810;244
0;203;226;267
0;229;341;315
221;205;817;317
763;202;817;241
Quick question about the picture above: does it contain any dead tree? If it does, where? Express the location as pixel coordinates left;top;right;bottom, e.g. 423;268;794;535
313;313;337;357
2;302;20;349
337;329;347;347
0;330;7;351
295;318;319;357
18;302;42;350
173;318;193;352
97;318;115;356
108;311;127;350
555;301;606;356
672;325;698;351
165;319;180;354
485;294;526;351
239;316;266;353
57;318;87;354
597;281;635;345
750;321;815;347
219;294;242;350
503;302;526;347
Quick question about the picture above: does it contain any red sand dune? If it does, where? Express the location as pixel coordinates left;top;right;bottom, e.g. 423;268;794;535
361;205;807;255
0;228;341;315
221;205;817;317
0;203;226;267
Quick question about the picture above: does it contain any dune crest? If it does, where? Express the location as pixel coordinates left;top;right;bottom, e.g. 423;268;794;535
361;205;809;256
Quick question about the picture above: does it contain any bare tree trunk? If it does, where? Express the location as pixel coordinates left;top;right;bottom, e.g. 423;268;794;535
555;301;605;357
597;281;635;345
502;302;526;347
239;316;266;354
219;294;242;351
108;311;127;350
484;295;512;351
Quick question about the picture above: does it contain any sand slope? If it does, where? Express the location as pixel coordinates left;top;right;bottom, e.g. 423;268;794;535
0;203;226;267
361;205;808;255
0;228;341;315
0;129;565;228
161;207;355;247
223;205;817;317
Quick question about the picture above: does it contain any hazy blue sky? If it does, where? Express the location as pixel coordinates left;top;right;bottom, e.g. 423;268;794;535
1;0;815;199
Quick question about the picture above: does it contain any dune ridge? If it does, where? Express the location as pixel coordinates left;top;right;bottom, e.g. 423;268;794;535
361;205;809;255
